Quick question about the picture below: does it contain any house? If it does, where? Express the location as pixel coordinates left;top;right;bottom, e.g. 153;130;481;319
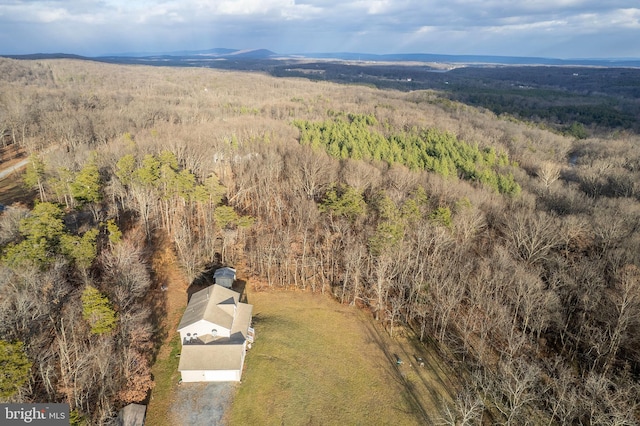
213;266;236;288
177;284;253;382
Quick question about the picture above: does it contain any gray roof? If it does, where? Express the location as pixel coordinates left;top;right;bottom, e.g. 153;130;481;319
178;285;241;331
118;404;146;426
230;302;253;339
177;284;253;373
178;343;245;371
213;267;236;280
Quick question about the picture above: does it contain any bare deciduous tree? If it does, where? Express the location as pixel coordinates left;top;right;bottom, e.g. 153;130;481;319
537;161;561;190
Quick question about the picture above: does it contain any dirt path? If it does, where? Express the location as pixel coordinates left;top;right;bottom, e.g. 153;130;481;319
145;245;191;425
0;156;28;180
152;245;189;359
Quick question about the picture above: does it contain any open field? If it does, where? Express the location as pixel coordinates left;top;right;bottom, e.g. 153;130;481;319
228;287;457;425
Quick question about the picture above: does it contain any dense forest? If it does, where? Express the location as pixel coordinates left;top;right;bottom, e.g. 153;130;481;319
270;61;640;135
1;57;640;424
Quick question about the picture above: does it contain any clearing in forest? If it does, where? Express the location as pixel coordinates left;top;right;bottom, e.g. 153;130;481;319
228;286;457;425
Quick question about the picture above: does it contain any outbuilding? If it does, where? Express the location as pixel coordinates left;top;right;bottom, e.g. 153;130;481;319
213;267;236;289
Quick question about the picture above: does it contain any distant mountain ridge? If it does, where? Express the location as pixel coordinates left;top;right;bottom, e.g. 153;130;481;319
102;48;277;59
292;52;640;67
2;47;640;67
102;48;640;67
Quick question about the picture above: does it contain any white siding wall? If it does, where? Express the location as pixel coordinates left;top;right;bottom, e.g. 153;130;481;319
205;370;240;381
181;370;240;382
181;370;206;383
179;320;230;342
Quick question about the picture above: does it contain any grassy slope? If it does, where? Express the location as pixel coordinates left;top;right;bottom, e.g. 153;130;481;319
229;287;454;425
145;246;189;426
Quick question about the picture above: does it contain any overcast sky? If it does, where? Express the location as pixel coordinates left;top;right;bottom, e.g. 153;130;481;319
0;1;638;58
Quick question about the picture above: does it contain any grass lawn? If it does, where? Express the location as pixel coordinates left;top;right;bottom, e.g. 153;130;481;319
228;288;443;425
145;334;182;425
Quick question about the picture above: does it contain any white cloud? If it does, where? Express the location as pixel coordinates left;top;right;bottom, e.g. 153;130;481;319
0;0;638;57
366;0;393;15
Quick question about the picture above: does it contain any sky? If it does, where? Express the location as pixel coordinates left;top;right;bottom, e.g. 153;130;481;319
0;1;639;58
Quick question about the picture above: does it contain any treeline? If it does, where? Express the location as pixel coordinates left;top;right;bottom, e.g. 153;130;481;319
452;88;639;133
1;57;640;424
0;144;251;422
272;61;640;135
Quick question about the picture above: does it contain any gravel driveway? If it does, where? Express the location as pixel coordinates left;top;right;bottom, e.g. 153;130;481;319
169;382;236;425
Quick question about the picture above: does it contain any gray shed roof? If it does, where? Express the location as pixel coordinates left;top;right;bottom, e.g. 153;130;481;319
118;404;146;426
213;267;236;280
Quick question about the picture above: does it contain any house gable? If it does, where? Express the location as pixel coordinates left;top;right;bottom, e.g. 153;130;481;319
178;285;240;331
179;319;231;342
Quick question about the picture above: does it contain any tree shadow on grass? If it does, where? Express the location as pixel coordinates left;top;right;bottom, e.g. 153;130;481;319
362;320;433;425
403;331;460;417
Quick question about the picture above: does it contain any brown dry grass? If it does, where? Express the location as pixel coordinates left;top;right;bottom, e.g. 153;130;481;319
145;244;189;426
0;145;33;206
228;285;458;425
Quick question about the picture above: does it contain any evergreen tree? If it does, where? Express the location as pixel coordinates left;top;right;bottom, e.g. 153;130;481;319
115;154;136;187
71;155;101;206
0;340;31;401
81;286;117;335
134;154;161;187
106;219;122;246
60;228;99;271
320;184;366;222
4;202;66;268
23;154;46;202
429;206;453;228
